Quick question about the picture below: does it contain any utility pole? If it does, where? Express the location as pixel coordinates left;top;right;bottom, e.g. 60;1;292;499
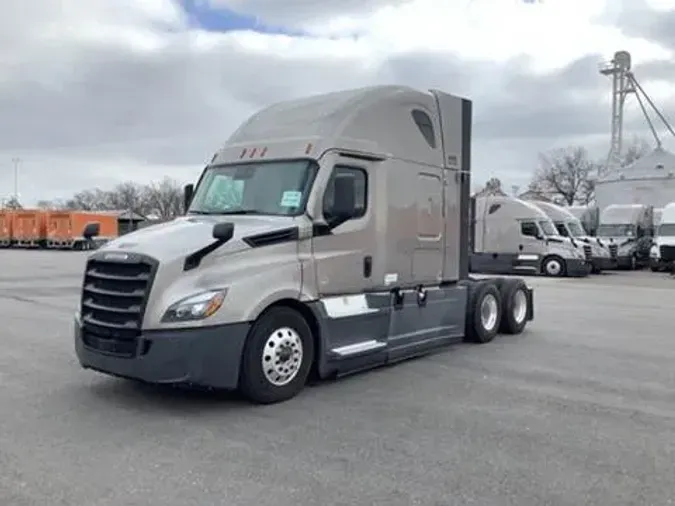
11;157;20;201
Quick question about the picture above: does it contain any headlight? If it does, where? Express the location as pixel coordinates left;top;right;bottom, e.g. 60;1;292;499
650;245;659;259
161;289;227;323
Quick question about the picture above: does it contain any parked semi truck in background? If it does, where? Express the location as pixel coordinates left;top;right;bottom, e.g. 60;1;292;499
650;202;675;272
470;195;590;277
74;85;535;404
596;204;654;270
568;205;600;236
528;200;615;273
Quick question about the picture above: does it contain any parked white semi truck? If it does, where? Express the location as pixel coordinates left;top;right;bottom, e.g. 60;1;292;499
74;85;535;404
650;202;675;272
528;200;616;273
596;204;654;270
470;195;590;277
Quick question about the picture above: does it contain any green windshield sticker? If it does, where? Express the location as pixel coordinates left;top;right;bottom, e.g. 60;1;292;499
280;191;302;207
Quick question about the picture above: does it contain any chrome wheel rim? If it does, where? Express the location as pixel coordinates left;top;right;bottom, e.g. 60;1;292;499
513;289;527;324
262;327;303;387
545;259;562;276
480;294;499;331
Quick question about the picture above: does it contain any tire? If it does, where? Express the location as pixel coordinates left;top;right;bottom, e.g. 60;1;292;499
542;255;566;277
650;265;659;272
497;279;529;335
239;307;314;404
464;282;502;344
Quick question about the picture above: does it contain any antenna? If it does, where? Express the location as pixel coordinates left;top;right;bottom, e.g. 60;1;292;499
599;50;675;176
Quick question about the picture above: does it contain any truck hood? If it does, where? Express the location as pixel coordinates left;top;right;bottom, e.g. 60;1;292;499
655;236;675;246
97;215;299;263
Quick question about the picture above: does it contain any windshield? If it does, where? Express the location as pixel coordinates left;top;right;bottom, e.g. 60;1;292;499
554;222;569;237
597;224;635;237
188;160;317;216
539;220;558;236
567;220;586;237
657;223;675;237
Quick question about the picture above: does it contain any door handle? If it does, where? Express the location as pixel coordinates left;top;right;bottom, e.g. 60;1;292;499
363;256;372;278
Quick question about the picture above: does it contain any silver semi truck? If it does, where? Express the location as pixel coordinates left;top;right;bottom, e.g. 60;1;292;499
528;200;616;273
74;85;535;404
470;195;590;277
568;205;600;237
596;204;654;270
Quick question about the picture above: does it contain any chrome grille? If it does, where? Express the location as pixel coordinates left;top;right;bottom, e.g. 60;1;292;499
583;244;592;260
609;244;618;259
80;255;157;357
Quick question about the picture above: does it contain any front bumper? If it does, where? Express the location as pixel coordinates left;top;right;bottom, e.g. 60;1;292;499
74;315;251;390
566;258;592;277
616;255;635;269
650;257;671;270
592;256;618;271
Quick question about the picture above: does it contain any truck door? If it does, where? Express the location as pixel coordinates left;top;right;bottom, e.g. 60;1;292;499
311;157;390;359
520;220;545;254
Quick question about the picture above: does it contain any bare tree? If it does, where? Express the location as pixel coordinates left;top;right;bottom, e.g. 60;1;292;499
105;182;147;213
143;177;183;220
3;196;22;209
473;177;507;197
529;146;599;206
64;189;110;211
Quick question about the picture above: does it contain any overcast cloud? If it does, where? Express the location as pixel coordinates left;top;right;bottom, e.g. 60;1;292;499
0;0;674;204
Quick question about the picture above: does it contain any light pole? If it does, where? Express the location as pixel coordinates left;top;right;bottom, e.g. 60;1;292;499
11;157;20;201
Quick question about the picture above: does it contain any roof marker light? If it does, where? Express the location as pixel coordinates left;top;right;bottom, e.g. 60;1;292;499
260;147;267;157
305;143;313;154
239;148;247;159
249;147;258;158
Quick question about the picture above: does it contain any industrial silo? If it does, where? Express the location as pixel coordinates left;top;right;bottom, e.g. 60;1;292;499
594;147;675;211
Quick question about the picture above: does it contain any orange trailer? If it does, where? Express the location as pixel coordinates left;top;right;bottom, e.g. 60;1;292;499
0;210;13;247
45;211;118;249
12;209;47;247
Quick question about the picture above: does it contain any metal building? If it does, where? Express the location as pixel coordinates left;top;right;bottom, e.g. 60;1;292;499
595;147;675;211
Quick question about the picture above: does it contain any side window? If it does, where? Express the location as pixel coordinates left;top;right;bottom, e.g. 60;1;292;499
322;166;367;219
555;223;568;236
521;221;539;237
411;109;437;149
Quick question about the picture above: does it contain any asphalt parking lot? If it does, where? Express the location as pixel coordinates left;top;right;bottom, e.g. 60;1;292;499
2;251;675;506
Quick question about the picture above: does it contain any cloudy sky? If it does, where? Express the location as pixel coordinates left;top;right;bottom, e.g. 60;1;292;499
1;0;675;204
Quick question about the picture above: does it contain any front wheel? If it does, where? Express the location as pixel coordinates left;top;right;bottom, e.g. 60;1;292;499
542;255;566;277
239;307;314;404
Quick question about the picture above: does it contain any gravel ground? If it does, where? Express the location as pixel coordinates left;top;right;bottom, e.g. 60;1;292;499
1;250;675;506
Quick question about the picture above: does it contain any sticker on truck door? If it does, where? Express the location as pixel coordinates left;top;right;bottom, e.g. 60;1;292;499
280;191;302;207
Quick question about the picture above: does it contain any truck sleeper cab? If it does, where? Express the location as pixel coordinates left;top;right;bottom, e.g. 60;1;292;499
597;204;654;270
528;200;615;273
470;195;590;277
650;202;675;272
74;86;534;404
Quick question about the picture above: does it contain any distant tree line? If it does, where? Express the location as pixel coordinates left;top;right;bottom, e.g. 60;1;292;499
25;177;185;220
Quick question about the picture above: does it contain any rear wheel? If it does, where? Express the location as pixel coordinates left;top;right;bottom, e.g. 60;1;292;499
498;279;529;335
239;307;314;404
464;282;502;344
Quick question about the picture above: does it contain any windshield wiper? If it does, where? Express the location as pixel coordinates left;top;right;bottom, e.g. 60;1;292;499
221;209;261;215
